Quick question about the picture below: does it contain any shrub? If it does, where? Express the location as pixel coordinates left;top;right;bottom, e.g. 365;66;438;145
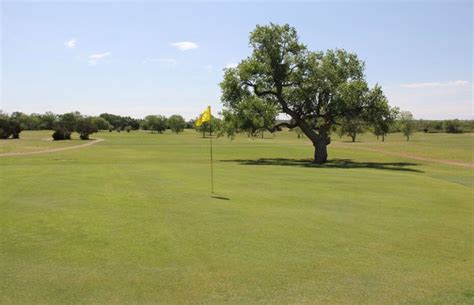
52;129;71;140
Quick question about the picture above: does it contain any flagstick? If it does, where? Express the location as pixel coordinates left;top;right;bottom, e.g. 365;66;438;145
209;114;214;193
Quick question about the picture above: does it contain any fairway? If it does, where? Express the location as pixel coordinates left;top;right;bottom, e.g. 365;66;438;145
1;130;472;305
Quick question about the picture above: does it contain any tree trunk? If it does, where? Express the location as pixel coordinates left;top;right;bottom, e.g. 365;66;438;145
313;139;328;164
351;134;356;142
382;134;385;142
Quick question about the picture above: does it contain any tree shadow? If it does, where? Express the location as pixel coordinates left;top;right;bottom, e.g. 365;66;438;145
220;158;423;173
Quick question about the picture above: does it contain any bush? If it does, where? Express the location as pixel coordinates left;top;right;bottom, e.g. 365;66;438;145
52;129;71;140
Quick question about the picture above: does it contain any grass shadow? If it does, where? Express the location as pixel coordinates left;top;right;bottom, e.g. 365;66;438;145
211;196;230;200
220;158;423;173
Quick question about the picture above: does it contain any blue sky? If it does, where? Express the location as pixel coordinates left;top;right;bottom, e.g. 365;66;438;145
1;1;472;119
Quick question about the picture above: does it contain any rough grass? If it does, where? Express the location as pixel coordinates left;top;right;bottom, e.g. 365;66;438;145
0;130;472;304
0;131;89;154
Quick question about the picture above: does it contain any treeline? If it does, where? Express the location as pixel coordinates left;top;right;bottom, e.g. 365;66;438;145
0;111;197;140
335;117;474;142
412;119;474;134
1;110;472;141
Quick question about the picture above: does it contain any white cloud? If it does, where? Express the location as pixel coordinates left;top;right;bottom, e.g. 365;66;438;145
400;80;469;88
170;41;198;51
88;52;111;65
65;38;77;49
142;58;177;66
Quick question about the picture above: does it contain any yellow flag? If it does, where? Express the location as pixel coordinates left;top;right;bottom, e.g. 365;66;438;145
195;106;211;126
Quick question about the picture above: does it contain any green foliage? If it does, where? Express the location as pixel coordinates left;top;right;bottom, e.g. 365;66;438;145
99;113;140;131
219;96;278;138
144;115;167;133
92;117;112;131
219;23;392;163
398;111;416;141
75;116;99;140
39;111;58;130
195;116;220;138
125;125;132;133
340;118;366;142
168;115;186;134
51;129;71;140
0;112;23;139
444;120;463;133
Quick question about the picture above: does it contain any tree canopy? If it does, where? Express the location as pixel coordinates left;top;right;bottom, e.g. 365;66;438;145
168;115;186;134
220;23;392;163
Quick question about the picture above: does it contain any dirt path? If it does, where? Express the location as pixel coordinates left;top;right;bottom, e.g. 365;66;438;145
0;138;104;157
336;143;474;169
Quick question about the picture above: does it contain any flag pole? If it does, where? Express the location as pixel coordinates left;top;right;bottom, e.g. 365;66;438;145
209;106;214;193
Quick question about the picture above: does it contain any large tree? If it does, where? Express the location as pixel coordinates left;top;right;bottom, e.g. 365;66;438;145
220;23;391;163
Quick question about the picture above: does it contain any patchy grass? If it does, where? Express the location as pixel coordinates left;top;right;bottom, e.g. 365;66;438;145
0;131;95;154
0;130;472;304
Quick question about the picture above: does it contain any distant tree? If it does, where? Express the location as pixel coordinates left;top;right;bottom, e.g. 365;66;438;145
0;112;22;139
100;113;122;130
125;125;132;133
291;126;305;138
98;113;138;130
59;112;81;133
0;112;11;139
144;115;167;133
75;117;99;140
8;119;22;139
52;111;81;140
185;120;195;129
399;111;415;141
40;111;57;130
196;116;220;138
10;112;40;130
444;120;463;133
340;117;366;142
92;117;112;131
168;115;186;134
372;106;399;142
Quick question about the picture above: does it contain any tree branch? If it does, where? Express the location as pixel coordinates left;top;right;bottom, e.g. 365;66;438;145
243;81;277;97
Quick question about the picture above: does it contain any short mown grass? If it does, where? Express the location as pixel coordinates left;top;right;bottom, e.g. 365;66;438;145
0;130;472;304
